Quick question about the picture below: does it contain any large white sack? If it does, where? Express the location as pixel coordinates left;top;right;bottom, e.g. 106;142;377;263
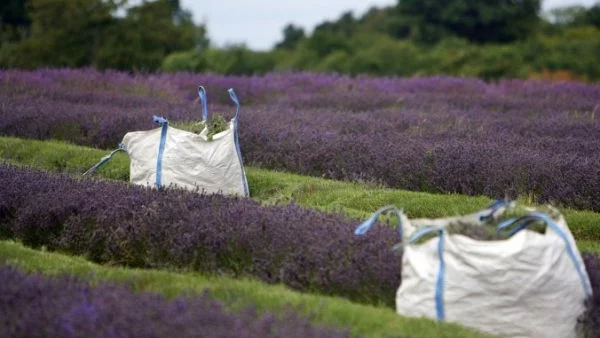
121;119;248;197
356;203;592;338
80;86;250;197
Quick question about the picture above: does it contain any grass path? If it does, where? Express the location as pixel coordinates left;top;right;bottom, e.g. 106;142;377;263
2;136;599;249
0;240;494;338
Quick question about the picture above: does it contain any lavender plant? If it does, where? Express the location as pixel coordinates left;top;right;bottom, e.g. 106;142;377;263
0;163;401;306
1;69;600;211
0;265;353;338
581;253;600;338
0;164;598;336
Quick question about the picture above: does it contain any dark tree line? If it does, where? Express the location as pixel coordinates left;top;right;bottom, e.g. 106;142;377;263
2;0;600;81
0;0;207;71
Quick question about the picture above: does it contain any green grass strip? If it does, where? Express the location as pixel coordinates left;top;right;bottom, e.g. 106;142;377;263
1;136;599;250
0;240;494;338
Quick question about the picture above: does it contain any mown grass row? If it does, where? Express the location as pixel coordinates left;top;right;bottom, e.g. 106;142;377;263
0;240;493;338
1;136;599;251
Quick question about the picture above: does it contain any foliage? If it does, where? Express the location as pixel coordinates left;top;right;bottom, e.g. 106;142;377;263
161;50;206;72
4;135;600;246
189;112;229;141
0;164;598;336
275;24;306;50
397;0;541;44
162;46;276;75
0;0;30;42
1;69;600;212
0;240;497;338
94;0;202;72
0;163;402;306
0;0;205;71
581;253;600;338
0;265;353;338
2;0;600;80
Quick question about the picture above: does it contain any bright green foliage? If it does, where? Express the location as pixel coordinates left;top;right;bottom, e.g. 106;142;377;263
185;113;229;141
161;46;276;75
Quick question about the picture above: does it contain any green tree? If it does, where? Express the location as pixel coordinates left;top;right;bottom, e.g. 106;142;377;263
1;0;31;42
358;6;411;39
397;0;542;44
275;24;305;50
0;0;121;68
95;0;202;71
0;0;206;71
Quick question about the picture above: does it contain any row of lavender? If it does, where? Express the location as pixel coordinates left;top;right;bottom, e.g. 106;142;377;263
0;265;352;338
1;69;600;211
0;164;400;306
0;163;598;337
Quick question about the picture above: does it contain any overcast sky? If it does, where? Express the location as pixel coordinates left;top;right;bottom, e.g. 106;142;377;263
180;0;599;50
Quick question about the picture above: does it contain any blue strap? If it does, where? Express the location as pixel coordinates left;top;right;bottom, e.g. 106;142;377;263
479;199;511;221
354;205;405;242
153;115;168;125
153;115;168;189
197;86;208;121
82;143;126;176
435;231;446;321
495;212;593;298
496;217;537;236
228;88;240;124
406;225;446;321
227;88;248;197
407;225;445;244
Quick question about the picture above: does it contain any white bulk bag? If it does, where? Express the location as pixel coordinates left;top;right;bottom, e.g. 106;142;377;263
84;86;249;197
355;201;592;338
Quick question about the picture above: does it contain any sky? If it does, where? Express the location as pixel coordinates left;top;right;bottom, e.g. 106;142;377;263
180;0;599;51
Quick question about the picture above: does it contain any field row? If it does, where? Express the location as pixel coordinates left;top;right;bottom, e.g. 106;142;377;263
1;69;600;211
2;135;600;337
0;163;400;306
0;240;494;338
0;264;352;338
1;162;599;331
3;136;600;245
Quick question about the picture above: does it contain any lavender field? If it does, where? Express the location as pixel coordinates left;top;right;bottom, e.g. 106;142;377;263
1;163;598;337
0;265;352;338
1;69;599;211
0;164;400;306
1;68;600;337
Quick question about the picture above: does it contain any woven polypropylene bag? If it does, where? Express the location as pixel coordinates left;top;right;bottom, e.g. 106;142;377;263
356;203;592;338
83;87;249;197
122;120;248;197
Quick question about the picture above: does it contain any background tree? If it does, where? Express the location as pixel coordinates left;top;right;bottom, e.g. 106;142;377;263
275;24;305;50
95;0;201;71
0;0;206;71
397;0;542;44
1;0;31;42
0;0;121;68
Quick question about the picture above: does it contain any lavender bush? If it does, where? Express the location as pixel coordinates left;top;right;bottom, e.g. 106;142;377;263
1;69;600;211
0;265;353;338
582;253;600;338
1;164;598;336
0;163;401;306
